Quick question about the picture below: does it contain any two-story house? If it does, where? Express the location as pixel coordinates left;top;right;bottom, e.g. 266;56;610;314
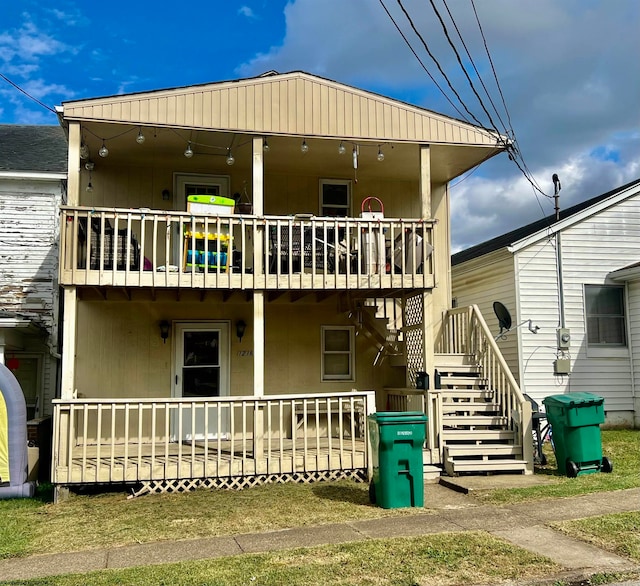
52;71;534;500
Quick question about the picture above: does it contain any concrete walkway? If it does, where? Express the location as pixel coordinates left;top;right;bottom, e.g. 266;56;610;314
1;481;638;584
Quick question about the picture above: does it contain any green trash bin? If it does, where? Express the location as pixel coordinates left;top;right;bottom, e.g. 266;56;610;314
542;392;613;477
368;411;427;509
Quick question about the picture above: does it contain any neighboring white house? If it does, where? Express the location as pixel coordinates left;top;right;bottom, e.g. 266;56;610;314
452;178;640;427
0;125;67;419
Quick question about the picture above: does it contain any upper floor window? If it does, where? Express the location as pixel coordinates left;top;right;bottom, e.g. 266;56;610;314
319;179;351;217
585;284;626;347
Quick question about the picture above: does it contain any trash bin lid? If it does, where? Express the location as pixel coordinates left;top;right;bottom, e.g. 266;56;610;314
542;392;604;408
369;411;427;423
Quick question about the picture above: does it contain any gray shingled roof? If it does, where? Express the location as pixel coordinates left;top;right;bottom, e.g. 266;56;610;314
0;124;67;173
452;177;640;266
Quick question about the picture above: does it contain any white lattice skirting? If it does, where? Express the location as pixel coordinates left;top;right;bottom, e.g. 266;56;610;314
130;469;369;497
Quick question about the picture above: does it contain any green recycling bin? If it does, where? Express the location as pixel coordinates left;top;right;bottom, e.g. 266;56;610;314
368;411;427;508
542;392;613;477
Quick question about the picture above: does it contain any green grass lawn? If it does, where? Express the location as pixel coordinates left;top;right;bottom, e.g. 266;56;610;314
0;429;638;584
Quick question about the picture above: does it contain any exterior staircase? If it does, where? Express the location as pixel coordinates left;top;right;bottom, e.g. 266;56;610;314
436;353;529;476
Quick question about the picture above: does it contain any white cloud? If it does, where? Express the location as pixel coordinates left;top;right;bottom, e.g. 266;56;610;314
238;6;257;19
238;0;640;249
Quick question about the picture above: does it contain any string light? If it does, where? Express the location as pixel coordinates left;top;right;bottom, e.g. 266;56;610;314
263;138;270;152
301;139;309;154
136;128;145;144
98;140;109;157
226;150;235;165
338;141;346;155
184;141;193;158
377;146;385;162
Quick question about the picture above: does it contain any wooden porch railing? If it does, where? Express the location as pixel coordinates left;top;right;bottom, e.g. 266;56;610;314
435;305;533;472
52;391;376;487
59;207;435;290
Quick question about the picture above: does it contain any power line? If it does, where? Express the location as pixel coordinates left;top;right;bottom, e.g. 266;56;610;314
378;0;470;123
393;0;487;129
440;0;512;138
426;0;506;140
0;72;57;115
470;0;515;137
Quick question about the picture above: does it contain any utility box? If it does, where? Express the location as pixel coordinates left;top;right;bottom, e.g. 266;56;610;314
557;328;571;350
554;358;571;375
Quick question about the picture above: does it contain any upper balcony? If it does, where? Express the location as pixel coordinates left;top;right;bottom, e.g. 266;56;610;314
60;206;436;292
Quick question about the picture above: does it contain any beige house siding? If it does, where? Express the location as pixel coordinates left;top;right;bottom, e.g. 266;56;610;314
452;249;519;382
74;297;381;400
63;73;499;146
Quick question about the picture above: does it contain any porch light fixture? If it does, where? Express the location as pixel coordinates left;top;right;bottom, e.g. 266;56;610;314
136;128;146;144
236;319;247;342
263;138;270;152
300;139;309;154
79;141;89;160
98;140;109;158
159;320;170;344
162;189;171;201
184;142;194;158
338;141;346;155
226;150;235;165
377;146;385;162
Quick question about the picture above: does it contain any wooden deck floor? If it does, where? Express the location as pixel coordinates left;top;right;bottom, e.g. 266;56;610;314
58;437;368;485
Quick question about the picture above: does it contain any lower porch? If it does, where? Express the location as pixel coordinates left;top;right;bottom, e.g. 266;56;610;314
52;391;374;496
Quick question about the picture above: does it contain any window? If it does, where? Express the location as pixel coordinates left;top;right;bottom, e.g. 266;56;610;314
585;285;626;347
319;179;351;217
174;174;230;209
321;326;355;381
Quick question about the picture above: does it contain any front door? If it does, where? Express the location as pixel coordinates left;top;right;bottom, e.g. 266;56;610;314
173;322;230;440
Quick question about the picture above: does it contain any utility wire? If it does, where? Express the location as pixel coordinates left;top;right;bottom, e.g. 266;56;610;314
440;0;512;138
378;0;470;123
0;72;57;115
470;0;515;137
394;0;487;129
427;0;506;140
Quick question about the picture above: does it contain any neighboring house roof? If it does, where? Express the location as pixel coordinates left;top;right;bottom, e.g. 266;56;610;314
0;125;67;174
60;70;504;148
452;177;640;265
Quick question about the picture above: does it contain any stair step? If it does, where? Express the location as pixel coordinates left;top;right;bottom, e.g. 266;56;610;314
437;364;480;375
441;403;500;414
441;389;494;400
444;444;522;457
443;415;508;427
442;429;515;442
438;376;486;389
435;353;476;367
445;458;528;474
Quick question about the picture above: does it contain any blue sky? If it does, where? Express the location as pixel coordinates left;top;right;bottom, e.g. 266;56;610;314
1;0;639;250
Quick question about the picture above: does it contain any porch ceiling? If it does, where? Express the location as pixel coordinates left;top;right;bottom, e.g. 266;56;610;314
77;121;502;184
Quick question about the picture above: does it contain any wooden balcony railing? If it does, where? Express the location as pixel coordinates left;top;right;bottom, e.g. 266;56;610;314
59;207;435;291
52;391;375;488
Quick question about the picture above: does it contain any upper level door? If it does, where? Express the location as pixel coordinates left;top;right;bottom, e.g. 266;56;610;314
173;321;230;440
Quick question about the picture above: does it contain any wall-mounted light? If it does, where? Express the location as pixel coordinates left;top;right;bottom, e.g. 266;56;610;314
159;320;170;344
236;319;247;342
98;140;109;158
184;141;194;158
136;128;146;144
300;139;309;154
162;189;171;201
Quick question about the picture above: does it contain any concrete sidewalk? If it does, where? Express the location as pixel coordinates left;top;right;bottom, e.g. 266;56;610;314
0;483;638;583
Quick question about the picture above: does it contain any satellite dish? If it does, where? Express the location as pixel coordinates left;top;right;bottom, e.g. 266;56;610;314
493;301;512;334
